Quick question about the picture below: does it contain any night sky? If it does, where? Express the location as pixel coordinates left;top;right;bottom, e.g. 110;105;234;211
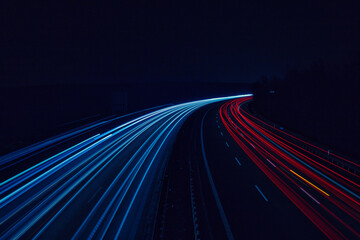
1;1;360;86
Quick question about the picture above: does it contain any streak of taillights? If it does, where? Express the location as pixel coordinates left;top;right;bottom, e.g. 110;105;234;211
220;97;360;239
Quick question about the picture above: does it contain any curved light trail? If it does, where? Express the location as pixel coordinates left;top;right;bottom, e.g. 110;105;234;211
0;94;251;239
220;97;360;239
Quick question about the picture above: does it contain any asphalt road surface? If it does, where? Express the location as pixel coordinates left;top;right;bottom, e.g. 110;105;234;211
0;94;250;239
1;94;359;239
155;97;360;240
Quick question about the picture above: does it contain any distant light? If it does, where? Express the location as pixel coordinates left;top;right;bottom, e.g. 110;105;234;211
269;90;275;94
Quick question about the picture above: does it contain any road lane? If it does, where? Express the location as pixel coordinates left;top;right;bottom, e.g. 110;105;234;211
219;97;360;239
156;102;326;239
0;94;250;239
3;93;355;239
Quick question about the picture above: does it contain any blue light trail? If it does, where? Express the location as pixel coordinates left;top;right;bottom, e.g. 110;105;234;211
0;94;251;239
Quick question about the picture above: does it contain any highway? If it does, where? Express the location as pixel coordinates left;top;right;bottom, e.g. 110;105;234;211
0;94;250;239
155;97;360;239
218;97;360;239
1;94;359;239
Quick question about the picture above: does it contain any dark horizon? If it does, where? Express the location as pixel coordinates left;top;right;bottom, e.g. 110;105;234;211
1;2;360;239
2;1;360;86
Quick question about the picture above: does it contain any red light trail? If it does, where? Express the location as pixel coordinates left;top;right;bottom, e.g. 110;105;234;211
220;97;360;239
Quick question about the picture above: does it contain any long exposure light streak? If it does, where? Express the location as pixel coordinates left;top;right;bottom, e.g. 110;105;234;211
0;94;251;239
220;97;360;239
